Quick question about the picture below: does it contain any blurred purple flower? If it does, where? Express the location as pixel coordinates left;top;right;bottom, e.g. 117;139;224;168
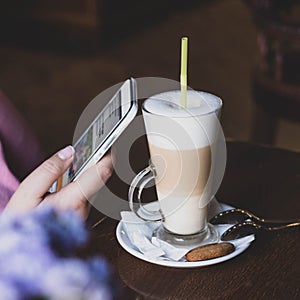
41;258;92;299
0;280;20;300
0;206;115;300
32;206;88;256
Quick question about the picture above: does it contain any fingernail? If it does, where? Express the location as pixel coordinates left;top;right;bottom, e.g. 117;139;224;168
58;145;75;160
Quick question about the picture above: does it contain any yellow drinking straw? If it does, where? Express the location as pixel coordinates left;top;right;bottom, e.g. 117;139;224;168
180;37;188;108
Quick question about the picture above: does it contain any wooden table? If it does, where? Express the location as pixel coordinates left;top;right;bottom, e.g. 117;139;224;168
86;141;300;299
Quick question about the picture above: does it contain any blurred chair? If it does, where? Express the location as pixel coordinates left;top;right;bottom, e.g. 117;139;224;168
245;0;300;145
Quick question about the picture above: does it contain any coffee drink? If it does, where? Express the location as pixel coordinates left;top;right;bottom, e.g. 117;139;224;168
142;90;222;235
148;143;211;234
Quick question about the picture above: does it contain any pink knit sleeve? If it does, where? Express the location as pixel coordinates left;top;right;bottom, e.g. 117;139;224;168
0;90;45;210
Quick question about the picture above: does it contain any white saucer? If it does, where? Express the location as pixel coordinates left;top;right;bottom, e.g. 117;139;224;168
116;202;254;268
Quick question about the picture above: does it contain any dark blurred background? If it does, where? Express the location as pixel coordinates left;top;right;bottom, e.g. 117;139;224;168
0;0;299;157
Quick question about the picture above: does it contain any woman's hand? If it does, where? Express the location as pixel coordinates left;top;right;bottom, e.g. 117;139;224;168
4;146;113;218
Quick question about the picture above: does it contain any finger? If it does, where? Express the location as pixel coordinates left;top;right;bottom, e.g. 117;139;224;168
7;146;74;211
42;152;113;218
72;152;113;200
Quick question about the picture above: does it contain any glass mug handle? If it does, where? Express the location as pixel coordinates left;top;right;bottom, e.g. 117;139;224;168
128;163;162;222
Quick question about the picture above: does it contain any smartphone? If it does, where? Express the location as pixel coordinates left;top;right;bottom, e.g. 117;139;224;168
56;78;137;190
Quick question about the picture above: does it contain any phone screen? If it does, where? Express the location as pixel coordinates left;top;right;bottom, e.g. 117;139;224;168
68;89;122;181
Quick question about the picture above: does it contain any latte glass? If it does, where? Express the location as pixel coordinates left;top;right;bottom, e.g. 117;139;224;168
129;90;224;247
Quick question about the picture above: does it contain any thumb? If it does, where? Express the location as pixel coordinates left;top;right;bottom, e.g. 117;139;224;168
7;146;74;211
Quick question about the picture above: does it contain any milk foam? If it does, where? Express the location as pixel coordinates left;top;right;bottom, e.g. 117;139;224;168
142;90;222;150
144;90;221;117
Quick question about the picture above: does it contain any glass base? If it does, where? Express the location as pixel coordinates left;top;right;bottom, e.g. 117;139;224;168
153;223;219;248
